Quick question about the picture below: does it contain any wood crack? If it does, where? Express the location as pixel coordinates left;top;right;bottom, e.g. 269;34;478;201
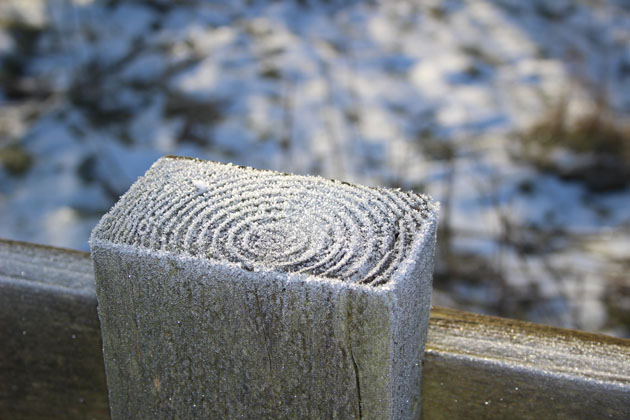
346;303;363;420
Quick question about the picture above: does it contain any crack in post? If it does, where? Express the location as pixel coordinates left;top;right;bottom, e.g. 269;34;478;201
346;304;363;420
349;345;363;420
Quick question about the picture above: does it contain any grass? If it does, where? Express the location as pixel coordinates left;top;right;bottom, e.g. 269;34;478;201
0;20;44;100
0;143;33;175
517;99;630;192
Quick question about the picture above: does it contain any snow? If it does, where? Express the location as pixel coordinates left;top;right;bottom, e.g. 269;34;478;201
0;0;628;336
120;52;168;83
0;29;13;55
171;58;221;98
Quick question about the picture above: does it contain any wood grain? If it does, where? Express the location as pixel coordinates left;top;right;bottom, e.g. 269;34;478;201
0;240;109;420
1;239;628;419
422;307;630;419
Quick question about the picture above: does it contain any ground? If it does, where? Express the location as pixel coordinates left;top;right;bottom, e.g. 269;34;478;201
0;0;628;336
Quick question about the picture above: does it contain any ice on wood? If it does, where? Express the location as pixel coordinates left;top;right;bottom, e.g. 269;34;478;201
92;156;437;286
90;155;438;420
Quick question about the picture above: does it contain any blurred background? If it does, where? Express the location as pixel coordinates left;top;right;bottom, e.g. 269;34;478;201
0;0;628;337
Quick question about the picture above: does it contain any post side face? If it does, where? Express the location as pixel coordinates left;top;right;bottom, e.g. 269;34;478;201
90;156;439;420
390;222;438;420
93;245;395;419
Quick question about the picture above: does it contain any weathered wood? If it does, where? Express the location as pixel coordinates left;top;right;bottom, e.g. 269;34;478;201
90;156;439;420
422;308;630;419
0;239;109;420
1;238;629;419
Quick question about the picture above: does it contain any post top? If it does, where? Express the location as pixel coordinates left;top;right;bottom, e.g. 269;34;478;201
91;156;438;287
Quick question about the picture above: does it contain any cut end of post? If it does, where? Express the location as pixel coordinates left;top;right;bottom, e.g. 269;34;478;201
91;155;438;288
90;156;438;420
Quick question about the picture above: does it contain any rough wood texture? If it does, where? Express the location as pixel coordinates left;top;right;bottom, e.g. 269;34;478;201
0;239;109;420
422;308;630;420
90;156;438;420
1;239;629;419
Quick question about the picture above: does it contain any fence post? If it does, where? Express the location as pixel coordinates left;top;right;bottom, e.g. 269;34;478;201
90;156;438;419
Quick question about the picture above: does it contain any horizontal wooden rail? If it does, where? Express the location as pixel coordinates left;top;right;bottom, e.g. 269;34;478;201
1;238;629;419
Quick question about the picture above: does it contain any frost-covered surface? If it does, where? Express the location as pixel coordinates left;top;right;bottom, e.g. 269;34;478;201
91;156;438;286
0;239;94;295
92;240;433;419
0;0;628;336
91;158;436;419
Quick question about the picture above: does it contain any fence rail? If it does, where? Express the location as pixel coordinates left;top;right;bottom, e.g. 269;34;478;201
1;238;629;419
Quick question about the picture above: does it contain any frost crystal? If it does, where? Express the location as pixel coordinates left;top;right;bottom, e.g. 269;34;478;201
91;156;438;286
90;156;439;419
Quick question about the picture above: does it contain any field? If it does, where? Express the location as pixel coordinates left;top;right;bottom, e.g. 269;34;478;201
0;0;628;336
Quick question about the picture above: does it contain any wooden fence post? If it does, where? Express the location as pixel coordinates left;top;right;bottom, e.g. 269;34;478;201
90;156;438;419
